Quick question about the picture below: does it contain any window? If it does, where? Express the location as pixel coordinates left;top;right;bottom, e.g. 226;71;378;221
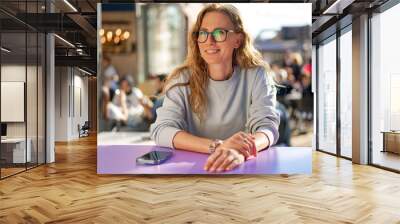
370;3;400;171
0;1;46;179
146;4;186;76
317;36;337;154
339;27;352;158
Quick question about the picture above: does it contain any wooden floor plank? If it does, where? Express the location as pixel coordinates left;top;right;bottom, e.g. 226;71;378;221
1;134;400;223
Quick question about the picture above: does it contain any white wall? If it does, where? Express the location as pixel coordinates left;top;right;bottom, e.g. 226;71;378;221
55;67;89;141
1;65;26;140
55;67;68;141
71;73;89;138
1;65;35;138
1;65;26;81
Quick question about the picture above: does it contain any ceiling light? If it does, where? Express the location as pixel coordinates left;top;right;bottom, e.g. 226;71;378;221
114;36;120;44
63;0;78;12
116;28;122;36
54;34;75;48
323;0;354;15
123;31;130;40
99;29;105;36
1;47;11;53
78;67;93;76
106;31;113;42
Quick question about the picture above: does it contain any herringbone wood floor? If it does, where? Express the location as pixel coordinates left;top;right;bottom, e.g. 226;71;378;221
1;135;400;224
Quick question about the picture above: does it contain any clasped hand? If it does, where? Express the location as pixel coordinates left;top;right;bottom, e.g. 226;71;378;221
204;132;256;172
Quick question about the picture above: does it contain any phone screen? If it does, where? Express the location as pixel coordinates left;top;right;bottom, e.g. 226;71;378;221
136;151;172;165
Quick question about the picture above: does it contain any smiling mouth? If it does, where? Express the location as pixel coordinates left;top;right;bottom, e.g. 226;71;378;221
205;49;220;54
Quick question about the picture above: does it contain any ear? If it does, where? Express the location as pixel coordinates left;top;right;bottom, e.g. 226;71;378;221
234;33;244;49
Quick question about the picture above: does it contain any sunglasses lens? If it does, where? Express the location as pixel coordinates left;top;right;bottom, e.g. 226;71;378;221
197;29;228;43
212;29;226;42
197;31;208;43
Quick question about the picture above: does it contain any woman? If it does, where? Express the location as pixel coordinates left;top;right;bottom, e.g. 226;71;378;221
150;3;279;173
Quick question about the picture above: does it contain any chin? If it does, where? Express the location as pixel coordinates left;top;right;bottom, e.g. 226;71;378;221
202;57;223;65
205;60;223;65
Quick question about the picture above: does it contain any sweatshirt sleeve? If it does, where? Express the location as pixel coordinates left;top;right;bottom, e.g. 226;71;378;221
149;76;188;148
246;67;280;146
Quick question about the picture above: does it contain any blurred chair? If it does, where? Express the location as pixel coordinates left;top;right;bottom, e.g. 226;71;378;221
79;121;90;138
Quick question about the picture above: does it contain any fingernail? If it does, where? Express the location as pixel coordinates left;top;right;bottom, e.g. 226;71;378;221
217;168;222;172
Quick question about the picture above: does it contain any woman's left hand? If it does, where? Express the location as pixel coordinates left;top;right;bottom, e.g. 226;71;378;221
204;147;245;172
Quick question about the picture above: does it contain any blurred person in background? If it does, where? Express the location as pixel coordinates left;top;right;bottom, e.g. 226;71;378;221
151;73;168;96
290;52;303;82
276;51;313;135
300;73;313;121
276;101;291;146
270;63;288;85
150;3;279;173
108;76;154;131
102;55;119;92
101;55;119;124
302;58;311;78
149;74;168;123
300;58;313;121
271;63;290;101
283;51;302;82
270;63;291;146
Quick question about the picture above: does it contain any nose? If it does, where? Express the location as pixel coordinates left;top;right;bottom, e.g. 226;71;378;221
205;33;217;44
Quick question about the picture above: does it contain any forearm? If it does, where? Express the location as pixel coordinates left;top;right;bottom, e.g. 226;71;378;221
172;131;213;154
254;132;270;152
120;94;128;119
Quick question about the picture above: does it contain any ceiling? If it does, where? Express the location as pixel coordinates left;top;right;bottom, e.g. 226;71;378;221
0;0;394;75
309;0;389;42
0;0;99;74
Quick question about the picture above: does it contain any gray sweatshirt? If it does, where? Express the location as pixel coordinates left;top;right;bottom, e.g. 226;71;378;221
150;65;280;149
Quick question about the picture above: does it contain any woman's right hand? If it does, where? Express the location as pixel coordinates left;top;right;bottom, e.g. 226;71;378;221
220;132;256;159
204;146;245;172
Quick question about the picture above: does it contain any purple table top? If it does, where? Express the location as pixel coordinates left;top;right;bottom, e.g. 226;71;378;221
97;145;312;174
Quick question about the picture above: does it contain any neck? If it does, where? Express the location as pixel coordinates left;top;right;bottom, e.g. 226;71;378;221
208;62;233;81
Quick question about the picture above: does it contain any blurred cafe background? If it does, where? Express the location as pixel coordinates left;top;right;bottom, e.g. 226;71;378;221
98;3;312;147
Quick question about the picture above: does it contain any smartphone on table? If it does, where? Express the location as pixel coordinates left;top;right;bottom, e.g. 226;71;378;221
136;150;173;165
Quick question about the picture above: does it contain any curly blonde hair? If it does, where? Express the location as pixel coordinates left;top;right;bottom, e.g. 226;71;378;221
165;3;269;121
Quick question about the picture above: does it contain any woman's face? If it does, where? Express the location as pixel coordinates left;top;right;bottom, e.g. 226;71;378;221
198;11;242;66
